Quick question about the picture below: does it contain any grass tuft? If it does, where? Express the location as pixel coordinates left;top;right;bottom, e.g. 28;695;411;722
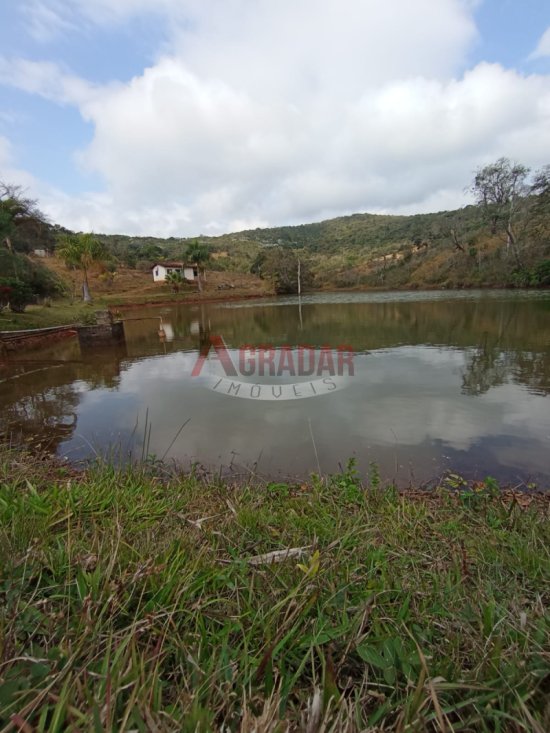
0;448;549;731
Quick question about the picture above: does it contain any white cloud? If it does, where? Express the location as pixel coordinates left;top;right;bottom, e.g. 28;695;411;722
22;1;78;42
3;1;550;235
0;135;38;190
530;26;550;60
19;0;177;40
39;188;193;238
0;57;99;106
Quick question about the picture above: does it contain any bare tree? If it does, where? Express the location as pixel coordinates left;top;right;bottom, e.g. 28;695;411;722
470;158;529;265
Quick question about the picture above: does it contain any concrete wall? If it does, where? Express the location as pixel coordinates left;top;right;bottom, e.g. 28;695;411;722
77;322;125;348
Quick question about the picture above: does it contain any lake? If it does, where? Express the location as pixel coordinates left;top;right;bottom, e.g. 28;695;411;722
1;290;549;487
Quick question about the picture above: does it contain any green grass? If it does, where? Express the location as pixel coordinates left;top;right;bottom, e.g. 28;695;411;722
0;451;548;731
0;289;267;332
0;295;195;332
0;300;85;332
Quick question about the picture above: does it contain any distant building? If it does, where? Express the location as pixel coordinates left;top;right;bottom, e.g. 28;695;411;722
33;249;48;257
151;262;198;282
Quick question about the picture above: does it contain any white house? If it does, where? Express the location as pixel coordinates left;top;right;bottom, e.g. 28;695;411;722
151;262;198;283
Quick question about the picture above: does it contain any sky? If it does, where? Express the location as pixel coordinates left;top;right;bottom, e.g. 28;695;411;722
0;0;549;237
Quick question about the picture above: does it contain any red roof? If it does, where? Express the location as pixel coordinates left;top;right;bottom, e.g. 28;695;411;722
151;262;197;269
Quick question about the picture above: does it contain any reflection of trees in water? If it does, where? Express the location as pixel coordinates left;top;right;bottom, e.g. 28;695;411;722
252;311;275;337
2;381;79;451
462;341;550;396
462;342;508;396
78;346;127;390
122;306;212;356
198;320;212;353
124;298;550;397
4;298;548;452
120;298;550;352
0;345;128;452
508;351;550;396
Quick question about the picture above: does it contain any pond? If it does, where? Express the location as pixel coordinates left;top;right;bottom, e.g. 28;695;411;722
1;290;550;487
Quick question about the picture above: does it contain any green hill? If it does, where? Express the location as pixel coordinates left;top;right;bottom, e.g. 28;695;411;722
98;200;550;290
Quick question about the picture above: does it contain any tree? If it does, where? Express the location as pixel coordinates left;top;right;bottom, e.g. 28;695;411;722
166;270;184;293
0;186;63;301
470;158;529;265
0;278;35;313
531;164;550;214
0;182;54;254
185;240;210;291
251;246;313;294
532;259;550;286
140;243;166;262
57;232;106;302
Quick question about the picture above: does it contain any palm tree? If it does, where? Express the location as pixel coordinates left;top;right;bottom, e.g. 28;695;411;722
185;241;210;292
166;270;184;293
57;232;106;302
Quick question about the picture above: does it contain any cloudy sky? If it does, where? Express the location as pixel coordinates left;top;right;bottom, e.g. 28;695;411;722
0;0;549;237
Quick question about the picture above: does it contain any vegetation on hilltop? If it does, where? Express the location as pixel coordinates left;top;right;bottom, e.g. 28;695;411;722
0;182;57;255
2;158;550;310
92;158;550;293
0;186;65;313
251;246;314;294
0;249;63;302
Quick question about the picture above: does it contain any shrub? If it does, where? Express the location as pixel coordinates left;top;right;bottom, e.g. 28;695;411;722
77;308;99;326
533;259;550;286
0;250;65;298
333;269;361;288
0;278;35;313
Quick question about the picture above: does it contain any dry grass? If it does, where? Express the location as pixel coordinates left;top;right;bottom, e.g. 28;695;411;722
41;257;271;303
0;259;271;332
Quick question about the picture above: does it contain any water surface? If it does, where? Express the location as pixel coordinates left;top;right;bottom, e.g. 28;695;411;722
1;290;549;486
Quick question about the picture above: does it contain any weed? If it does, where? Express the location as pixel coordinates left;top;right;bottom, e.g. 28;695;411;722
0;447;548;731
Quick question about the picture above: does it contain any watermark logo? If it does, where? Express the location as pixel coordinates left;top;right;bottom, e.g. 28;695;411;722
192;335;354;400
